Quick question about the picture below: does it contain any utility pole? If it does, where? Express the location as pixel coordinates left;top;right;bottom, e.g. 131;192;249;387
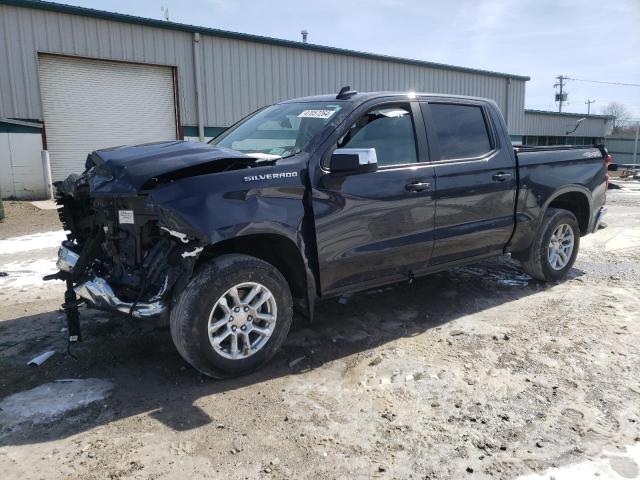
634;120;639;172
554;75;568;112
585;99;595;115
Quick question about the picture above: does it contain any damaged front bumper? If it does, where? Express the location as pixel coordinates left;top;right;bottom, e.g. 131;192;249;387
75;277;167;318
57;245;167;318
56;245;167;318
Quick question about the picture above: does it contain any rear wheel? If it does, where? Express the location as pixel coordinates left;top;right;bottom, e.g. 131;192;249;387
519;208;580;281
170;254;293;378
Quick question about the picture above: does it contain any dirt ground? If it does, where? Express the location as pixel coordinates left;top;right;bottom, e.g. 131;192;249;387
0;201;61;239
0;185;639;480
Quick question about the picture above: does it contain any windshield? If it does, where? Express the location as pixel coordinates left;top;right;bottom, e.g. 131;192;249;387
211;102;343;158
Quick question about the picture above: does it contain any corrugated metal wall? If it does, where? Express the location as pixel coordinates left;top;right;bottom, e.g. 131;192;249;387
0;5;196;123
605;137;638;164
523;111;610;138
0;3;527;133
0;129;44;199
198;35;527;132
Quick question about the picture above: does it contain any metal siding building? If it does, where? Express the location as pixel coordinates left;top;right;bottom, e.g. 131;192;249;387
0;0;528;135
197;35;528;132
0;5;198;126
0;118;45;198
523;110;612;138
605;137;638;165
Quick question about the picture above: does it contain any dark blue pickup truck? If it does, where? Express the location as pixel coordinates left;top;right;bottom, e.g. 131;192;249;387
52;88;609;377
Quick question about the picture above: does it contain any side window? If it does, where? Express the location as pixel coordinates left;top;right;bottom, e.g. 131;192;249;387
337;104;418;167
428;104;493;160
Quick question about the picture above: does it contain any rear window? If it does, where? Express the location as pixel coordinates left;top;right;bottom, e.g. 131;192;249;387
429;104;493;160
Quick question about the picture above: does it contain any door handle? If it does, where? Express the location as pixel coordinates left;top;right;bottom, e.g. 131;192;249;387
492;172;512;182
405;181;431;192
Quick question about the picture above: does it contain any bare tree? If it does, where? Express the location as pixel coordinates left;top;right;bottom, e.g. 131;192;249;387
600;102;631;133
614;124;638;137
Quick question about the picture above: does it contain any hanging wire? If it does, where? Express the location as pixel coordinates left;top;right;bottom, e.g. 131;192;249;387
567;77;640;88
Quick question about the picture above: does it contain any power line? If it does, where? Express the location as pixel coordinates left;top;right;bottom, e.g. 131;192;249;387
567;77;640;88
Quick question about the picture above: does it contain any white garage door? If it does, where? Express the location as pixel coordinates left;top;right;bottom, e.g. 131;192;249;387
38;55;177;181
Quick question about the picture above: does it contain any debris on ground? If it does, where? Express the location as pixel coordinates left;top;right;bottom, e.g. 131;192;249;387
338;293;352;304
288;356;306;368
27;350;55;366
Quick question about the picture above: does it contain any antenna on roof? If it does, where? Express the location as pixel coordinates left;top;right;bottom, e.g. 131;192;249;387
336;86;357;100
160;6;170;21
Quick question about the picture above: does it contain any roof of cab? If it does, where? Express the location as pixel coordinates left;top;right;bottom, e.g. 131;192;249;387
279;91;498;107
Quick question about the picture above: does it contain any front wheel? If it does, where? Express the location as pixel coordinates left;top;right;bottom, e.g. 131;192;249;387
518;208;580;282
170;254;293;378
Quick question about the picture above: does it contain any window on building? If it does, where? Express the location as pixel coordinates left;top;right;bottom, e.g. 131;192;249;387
428;104;493;160
337;104;418;167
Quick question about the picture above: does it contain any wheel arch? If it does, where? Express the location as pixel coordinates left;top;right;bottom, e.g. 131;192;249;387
197;233;314;315
542;186;592;235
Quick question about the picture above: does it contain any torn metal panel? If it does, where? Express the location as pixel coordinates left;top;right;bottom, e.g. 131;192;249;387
86;141;265;195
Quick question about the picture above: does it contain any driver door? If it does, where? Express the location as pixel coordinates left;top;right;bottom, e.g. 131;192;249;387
310;100;436;295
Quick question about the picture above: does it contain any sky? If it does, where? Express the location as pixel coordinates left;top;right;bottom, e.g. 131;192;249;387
61;0;640;119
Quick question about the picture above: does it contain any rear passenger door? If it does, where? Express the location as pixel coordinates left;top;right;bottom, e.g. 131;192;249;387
420;99;516;264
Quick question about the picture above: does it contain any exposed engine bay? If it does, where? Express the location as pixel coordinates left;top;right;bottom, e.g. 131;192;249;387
47;140;274;343
55;170;204;321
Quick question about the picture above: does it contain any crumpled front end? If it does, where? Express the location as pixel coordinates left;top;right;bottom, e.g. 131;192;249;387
49;140;301;329
54;169;205;319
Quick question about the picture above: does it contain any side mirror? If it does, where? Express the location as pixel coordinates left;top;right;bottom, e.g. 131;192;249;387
329;148;378;174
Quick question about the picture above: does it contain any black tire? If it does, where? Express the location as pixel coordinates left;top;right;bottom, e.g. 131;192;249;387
519;208;580;282
170;254;293;378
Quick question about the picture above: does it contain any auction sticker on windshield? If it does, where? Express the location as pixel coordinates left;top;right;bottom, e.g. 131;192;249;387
297;109;336;119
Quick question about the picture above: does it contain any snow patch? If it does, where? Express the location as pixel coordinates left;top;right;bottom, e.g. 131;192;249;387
0;230;66;255
517;444;640;480
0;258;59;288
0;379;113;430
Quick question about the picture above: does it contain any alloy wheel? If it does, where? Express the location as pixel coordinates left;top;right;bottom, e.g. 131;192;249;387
207;282;277;360
547;223;574;270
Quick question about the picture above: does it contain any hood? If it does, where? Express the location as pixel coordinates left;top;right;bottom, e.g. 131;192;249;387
88;141;258;195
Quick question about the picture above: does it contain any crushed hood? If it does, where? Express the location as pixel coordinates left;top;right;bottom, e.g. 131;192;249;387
87;141;257;195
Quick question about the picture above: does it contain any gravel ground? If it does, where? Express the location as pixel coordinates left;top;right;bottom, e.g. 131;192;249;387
0;184;639;480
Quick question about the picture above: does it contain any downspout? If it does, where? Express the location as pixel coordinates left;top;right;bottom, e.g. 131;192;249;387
42;150;53;199
193;32;205;142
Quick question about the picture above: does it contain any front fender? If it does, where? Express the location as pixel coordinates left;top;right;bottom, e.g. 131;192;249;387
147;167;307;246
147;166;318;314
